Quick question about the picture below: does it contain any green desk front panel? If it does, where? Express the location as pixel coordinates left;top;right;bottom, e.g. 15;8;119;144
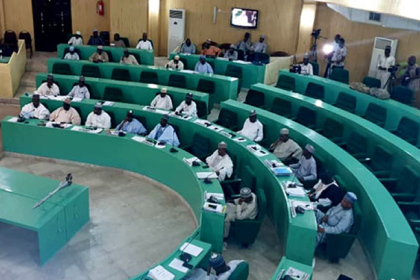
57;43;154;66
169;53;266;88
279;70;420;146
47;58;239;107
17;97;317;269
271;257;312;280
35;73;210;114
221;99;419;280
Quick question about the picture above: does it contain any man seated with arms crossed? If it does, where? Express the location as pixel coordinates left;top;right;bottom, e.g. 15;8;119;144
35;74;60;96
120;49;139;65
147;115;180;146
64;46;80;60
49;98;81;125
316;192;357;247
289;144;317;184
206;142;233;182
269;128;302;165
89;45;109;63
20;94;50;120
175;93;197;117
116;110;147;135
166;55;184;70
67;76;90;100
150;88;173;110
85;103;111;129
308;170;342;212
237;110;263;142
194;55;214;74
186;253;245;280
300;53;313;75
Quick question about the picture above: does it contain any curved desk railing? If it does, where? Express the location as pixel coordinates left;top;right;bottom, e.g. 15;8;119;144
35;73;210;118
17;95;317;277
1;115;223;279
47;58;239;108
57;44;154;66
278;70;420;147
220;99;418;280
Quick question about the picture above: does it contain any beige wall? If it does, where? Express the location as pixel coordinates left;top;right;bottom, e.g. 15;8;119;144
159;0;303;56
314;3;420;82
2;0;34;43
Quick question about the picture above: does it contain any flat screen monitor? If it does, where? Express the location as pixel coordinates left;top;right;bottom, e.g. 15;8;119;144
230;8;259;29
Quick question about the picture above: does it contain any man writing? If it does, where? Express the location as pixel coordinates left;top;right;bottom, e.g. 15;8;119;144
67;76;90;100
20;94;50;120
120;49;139;65
85;103;111;129
147;115;180;146
237;110;263;142
35;74;60;96
206;142;233;182
150;88;173;110
89;46;109;63
49;98;81;125
175;93;197;117
269;128;302;165
116;110;147;135
166;55;184;70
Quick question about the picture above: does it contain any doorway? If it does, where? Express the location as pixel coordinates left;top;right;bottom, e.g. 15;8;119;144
32;0;72;52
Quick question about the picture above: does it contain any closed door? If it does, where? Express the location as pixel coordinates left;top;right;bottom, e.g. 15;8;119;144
32;0;72;52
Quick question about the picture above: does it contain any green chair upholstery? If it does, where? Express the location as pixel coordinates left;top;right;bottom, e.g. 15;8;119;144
276;75;295;91
221;166;256;198
399;201;420;230
120;37;130;48
244;89;265;108
319;118;344;145
362;76;381;88
341;132;368;160
111;68;130;81
231;188;266;246
380;166;420;202
216;108;238;131
330;68;349;84
391;117;419;145
326;201;361;262
225;65;243;92
182;133;211;160
391;86;414;105
168;74;186;88
363;103;387;127
140;71;158;84
293;106;317;129
228;261;249;280
62;47;81;59
196;100;208;119
105;110;116;128
179;57;188;69
196;79;215;95
309;61;319;76
81;65;101;78
103;87;123;102
305;82;325;101
52;63;72;75
270;97;293;118
104;50;113;62
334;92;357;113
129;52;141;64
360;145;393;178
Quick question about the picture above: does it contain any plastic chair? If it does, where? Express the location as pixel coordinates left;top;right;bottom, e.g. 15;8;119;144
215;108;238;130
181;133;211;160
276;75;295;91
168;74;186;88
140;71;158;84
305;82;325;101
334;92;356;113
391;86;414;105
225;65;243;92
292;106;317;129
363;103;387;127
111;68;130;81
2;30;18;52
391;117;419;145
19;31;33;58
381;166;420;202
360;145;393;178
244;89;265;108
270;98;293;118
330;68;350;84
52;63;71;75
81;65;101;78
363;76;381;88
103;87;123;102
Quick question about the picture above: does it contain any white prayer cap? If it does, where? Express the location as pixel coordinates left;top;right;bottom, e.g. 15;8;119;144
218;141;227;149
174;55;180;60
249;110;256;117
280;128;289;135
260;35;266;39
98;45;103;50
69;46;75;52
161;88;167;93
76;31;81;35
344;192;357;204
64;98;71;104
206;39;211;43
305;144;315;154
240;187;252;198
93;29;98;32
94;102;102;109
304;53;310;59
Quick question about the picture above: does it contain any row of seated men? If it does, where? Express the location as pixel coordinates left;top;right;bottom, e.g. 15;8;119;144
20;93;358;254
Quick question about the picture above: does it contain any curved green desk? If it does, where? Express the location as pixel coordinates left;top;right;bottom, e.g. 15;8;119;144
220;99;418;280
57;44;154;66
47;58;239;108
278;70;420;147
17;96;317;275
35;73;210;117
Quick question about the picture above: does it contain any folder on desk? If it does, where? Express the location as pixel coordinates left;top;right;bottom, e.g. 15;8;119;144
180;243;203;257
148;265;175;280
196;172;218;179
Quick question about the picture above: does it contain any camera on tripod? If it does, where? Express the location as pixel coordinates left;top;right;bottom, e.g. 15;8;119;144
311;29;321;39
388;64;399;74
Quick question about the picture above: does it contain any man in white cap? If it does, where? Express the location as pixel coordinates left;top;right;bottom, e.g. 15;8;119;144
120;49;139;65
269;128;302;165
67;76;90;100
87;29;104;46
85;103;111;129
300;53;313;75
289;144;317;182
224;44;238;61
147;115;180;146
224;187;258;239
237;110;263;142
49;98;81;125
194;55;214;74
20;94;50;120
64;46;80;60
136;32;153;50
315;192;357;246
166;55;184;70
206;142;233;182
252;35;267;53
376;45;395;88
150;88;173;110
116;110;147;135
68;31;83;46
175;93;197;117
35;74;60;96
185;253;245;280
89;45;109;63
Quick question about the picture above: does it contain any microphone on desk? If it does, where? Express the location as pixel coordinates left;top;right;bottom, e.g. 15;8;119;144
204;167;223;184
180;230;201;265
288;156;304;189
169;124;178;153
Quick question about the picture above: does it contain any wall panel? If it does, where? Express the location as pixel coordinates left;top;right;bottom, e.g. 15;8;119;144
3;0;34;44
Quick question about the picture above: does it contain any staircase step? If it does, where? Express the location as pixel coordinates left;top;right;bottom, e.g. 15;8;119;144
20;72;37;87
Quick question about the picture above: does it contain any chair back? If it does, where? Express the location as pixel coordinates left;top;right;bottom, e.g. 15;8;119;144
391;86;414;105
255;188;267;221
270;51;289;57
322;118;343;140
140;71;158;84
350;201;362;235
52;63;71;75
18;31;32;47
196;101;208;118
398;166;420;195
236;49;245;61
254;52;270;64
270;97;292;118
364;103;387;127
196;79;215;94
296;106;316;127
112;68;130;81
191;134;211;157
241;166;256;192
362;76;381;88
130;52;141;64
276;75;295;91
335;92;356;113
309;61;319;76
103;87;123;102
81;65;101;78
216;108;238;130
99;31;110;45
395;117;419;145
245;89;265;107
330;68;350;84
305;82;325;100
371;145;393;172
347;132;368;156
4;30;17;45
120;37;130;48
168;74;186;88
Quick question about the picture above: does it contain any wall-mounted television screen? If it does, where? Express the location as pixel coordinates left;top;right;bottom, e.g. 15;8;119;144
230;8;259;29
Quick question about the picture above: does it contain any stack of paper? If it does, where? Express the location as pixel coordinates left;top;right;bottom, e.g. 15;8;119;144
180;243;203;257
220;131;235;139
286;187;306;197
71;97;83;102
148;265;175;280
71;126;103;134
103;101;115;106
285;267;309;280
7;117;18;123
205;192;225;201
132;136;155;146
194;119;211;127
289;199;315;210
168;258;188;273
196;172;218;179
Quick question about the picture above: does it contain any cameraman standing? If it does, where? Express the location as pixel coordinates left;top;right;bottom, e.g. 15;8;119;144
402;56;420;107
376;46;395;90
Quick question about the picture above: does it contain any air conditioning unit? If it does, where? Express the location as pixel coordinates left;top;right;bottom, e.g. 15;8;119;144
368;37;398;77
168;9;186;57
